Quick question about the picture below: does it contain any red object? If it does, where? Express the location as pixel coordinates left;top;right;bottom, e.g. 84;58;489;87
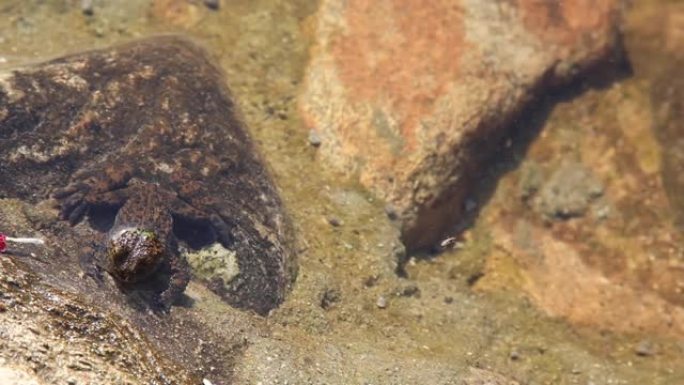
0;233;6;253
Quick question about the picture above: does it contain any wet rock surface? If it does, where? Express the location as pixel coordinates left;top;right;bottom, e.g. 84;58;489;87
299;0;624;251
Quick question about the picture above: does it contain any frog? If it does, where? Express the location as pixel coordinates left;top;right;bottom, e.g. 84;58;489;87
54;176;211;309
0;36;295;315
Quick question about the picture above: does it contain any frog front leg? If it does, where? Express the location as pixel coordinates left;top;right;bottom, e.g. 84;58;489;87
53;163;134;224
158;250;190;309
69;188;134;283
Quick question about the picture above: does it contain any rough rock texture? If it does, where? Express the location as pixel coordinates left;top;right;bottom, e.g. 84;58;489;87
0;253;195;384
0;198;264;385
0;36;294;315
643;3;684;228
299;0;624;250
532;161;604;220
472;0;684;339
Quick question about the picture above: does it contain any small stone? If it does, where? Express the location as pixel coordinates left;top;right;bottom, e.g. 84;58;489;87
509;350;521;361
376;295;388;309
397;284;420;298
327;216;342;227
81;0;94;16
203;0;220;10
384;204;398;220
320;288;341;310
94;26;105;38
439;236;463;249
595;204;611;220
443;296;453;304
363;275;379;287
308;129;322;147
635;339;657;357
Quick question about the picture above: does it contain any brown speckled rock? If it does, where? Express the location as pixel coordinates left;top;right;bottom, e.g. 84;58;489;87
0;36;294;316
299;0;624;251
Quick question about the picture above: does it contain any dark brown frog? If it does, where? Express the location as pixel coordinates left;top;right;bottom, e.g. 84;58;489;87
55;178;203;308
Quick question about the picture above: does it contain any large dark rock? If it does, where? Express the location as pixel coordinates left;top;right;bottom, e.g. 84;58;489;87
0;36;295;315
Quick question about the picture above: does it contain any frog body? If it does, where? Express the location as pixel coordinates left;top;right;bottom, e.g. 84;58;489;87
103;182;189;308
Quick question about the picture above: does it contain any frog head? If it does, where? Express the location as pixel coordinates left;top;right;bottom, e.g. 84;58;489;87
106;227;165;283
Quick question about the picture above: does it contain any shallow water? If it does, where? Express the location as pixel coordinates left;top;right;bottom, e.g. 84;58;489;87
0;1;683;384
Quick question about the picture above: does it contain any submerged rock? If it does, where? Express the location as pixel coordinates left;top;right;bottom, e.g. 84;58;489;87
299;0;624;251
474;1;684;341
0;36;295;315
533;161;604;220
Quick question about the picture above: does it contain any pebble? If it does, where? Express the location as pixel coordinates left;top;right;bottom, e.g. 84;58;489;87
376;295;387;309
203;0;220;10
635;339;657;357
327;216;342;227
440;236;463;249
384;204;398;220
397;284;420;298
595;204;611;220
363;275;379;287
308;129;322;147
320;288;341;310
509;350;521;361
81;0;94;16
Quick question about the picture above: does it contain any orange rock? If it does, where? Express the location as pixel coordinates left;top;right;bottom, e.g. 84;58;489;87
150;0;201;28
472;1;684;338
299;0;623;251
489;222;684;338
